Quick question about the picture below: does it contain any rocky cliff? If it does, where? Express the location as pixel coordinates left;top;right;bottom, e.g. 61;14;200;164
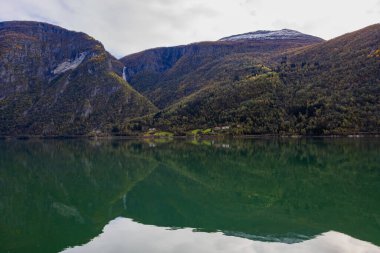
0;21;157;136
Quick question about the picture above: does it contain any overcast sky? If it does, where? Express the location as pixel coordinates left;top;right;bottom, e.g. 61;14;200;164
1;0;379;57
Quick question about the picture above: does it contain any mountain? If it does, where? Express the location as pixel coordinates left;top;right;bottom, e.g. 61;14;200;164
120;32;323;109
122;25;380;135
0;21;379;137
0;21;157;136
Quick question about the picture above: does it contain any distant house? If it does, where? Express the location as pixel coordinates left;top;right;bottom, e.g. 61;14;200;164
149;128;156;131
214;126;230;131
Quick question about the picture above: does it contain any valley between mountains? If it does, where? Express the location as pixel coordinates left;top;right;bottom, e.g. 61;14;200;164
0;21;379;137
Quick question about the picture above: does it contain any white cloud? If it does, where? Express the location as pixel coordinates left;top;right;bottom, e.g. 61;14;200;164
0;0;379;57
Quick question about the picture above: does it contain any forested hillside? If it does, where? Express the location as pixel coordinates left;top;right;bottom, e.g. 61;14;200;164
123;25;380;136
121;34;323;109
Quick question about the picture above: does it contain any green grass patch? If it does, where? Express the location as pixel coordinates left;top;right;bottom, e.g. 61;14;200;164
144;130;174;138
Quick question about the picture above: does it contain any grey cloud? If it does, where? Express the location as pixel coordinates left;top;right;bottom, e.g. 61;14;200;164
245;0;261;4
75;0;221;56
366;0;380;13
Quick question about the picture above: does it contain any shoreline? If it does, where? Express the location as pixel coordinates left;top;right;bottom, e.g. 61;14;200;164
1;133;379;141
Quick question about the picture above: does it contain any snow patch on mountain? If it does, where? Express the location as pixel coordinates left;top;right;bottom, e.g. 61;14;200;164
53;52;87;75
220;29;313;42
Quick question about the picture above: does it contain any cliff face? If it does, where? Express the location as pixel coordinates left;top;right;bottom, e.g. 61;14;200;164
0;21;157;136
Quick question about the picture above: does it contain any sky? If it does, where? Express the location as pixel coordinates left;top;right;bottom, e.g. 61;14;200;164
0;0;379;58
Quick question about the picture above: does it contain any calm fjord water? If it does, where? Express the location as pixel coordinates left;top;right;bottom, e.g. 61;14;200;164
0;139;379;253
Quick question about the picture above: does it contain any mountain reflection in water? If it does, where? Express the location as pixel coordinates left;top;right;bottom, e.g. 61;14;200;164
0;138;379;253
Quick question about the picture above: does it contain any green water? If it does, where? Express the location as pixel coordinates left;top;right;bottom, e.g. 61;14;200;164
0;139;379;252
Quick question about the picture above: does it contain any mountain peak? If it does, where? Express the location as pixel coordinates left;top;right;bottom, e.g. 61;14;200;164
219;29;323;42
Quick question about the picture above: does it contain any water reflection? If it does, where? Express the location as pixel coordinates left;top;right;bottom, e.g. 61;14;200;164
0;139;379;252
62;218;380;253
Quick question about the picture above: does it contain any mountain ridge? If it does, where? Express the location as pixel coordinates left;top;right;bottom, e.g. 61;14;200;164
0;21;379;136
219;29;324;43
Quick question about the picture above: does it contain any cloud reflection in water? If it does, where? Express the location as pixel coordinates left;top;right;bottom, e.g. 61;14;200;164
62;217;380;253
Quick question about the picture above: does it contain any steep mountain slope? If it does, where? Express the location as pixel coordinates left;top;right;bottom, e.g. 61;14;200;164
273;24;380;134
120;31;323;108
0;21;157;136
125;25;380;135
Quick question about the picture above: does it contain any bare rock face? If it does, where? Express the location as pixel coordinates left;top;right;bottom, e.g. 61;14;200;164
0;21;157;136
